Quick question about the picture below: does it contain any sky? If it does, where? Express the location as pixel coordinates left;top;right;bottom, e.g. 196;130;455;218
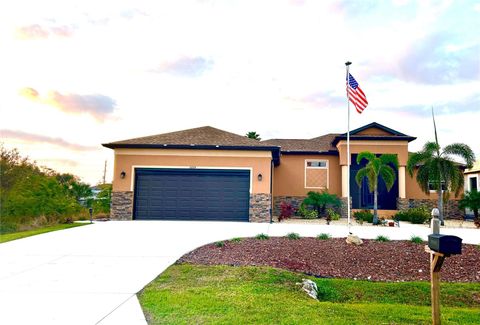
1;0;479;185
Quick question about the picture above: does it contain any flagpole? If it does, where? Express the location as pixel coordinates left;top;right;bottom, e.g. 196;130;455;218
345;61;352;234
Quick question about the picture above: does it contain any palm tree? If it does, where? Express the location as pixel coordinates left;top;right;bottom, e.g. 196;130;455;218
407;142;475;224
458;190;480;220
246;131;261;140
355;151;399;225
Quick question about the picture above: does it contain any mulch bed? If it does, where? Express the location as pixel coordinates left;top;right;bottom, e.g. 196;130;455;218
178;237;480;282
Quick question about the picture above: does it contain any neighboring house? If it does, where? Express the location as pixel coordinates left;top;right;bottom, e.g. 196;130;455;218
102;122;464;222
464;161;480;218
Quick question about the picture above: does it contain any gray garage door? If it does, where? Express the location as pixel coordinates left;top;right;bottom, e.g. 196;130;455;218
133;168;250;221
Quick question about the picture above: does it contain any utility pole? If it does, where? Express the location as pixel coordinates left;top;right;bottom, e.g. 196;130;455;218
103;160;107;185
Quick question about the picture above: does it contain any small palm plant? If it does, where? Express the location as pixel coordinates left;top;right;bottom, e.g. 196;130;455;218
355;152;398;225
302;191;341;218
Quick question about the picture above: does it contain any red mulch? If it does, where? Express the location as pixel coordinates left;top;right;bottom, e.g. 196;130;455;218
178;237;480;282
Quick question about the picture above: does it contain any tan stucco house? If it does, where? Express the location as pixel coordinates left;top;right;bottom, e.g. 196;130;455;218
103;122;464;222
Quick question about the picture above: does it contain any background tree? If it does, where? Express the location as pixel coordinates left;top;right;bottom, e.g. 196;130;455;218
407;142;474;224
407;109;475;224
355;152;398;225
245;131;261;140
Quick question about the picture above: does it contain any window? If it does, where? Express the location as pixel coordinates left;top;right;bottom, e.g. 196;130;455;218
306;161;327;168
428;180;446;191
305;160;328;189
469;177;478;192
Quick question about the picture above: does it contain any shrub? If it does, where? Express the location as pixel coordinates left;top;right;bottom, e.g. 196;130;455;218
376;235;390;242
317;233;331;240
302;191;341;217
230;237;242;243
286;232;300;240
354;210;373;223
255;233;270;240
395;207;429;224
298;203;318;219
410;235;423;244
214;241;225;247
278;201;295;222
327;208;340;221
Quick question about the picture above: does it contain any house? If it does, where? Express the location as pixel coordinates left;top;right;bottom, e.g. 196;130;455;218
464;161;480;218
102;122;464;222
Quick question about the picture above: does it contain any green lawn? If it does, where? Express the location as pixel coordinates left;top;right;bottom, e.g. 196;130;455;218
138;264;480;325
0;223;88;243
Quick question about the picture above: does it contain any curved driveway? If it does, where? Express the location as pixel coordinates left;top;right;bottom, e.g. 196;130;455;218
1;221;478;325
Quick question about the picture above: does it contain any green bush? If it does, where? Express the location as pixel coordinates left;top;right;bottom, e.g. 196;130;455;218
327;208;340;221
230;237;242;243
376;235;390;242
214;241;225;247
298;204;318;219
255;233;270;240
395;208;429;224
316;233;331;240
410;235;423;244
354;210;373;223
286;232;300;240
302;191;341;217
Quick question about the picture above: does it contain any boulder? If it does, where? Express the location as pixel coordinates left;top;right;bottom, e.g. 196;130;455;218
346;234;363;245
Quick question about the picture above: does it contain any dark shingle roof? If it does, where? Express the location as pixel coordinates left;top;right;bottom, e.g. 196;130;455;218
103;126;276;148
262;134;339;153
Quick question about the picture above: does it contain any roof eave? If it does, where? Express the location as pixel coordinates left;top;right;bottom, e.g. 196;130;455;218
281;150;339;156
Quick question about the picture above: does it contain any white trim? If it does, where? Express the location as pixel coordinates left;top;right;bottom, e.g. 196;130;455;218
304;159;329;189
130;165;253;193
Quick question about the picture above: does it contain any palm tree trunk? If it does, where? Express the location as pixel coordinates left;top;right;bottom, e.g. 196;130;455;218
373;187;378;225
437;188;444;225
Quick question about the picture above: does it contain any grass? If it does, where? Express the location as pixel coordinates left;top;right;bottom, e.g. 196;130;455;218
411;235;424;244
214;241;225;247
255;233;270;240
375;235;390;242
230;237;242;243
139;264;480;324
0;223;88;243
285;232;300;240
317;233;331;240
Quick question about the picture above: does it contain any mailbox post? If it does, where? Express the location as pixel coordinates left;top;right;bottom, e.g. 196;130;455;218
425;234;462;325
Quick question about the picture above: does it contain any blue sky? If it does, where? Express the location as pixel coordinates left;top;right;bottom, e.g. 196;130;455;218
1;0;479;184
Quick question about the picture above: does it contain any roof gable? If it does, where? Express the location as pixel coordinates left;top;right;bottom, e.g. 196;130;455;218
349;122;409;136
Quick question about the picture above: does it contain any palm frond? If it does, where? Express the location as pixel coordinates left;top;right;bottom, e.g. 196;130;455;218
423;141;440;156
416;165;431;194
380;166;395;191
443;143;475;168
407;151;432;176
355;169;369;188
356;151;375;164
380;154;399;169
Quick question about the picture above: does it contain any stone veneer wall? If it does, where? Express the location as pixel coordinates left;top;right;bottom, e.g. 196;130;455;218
339;197;351;219
249;194;271;222
111;191;134;220
396;198;463;220
272;196;306;216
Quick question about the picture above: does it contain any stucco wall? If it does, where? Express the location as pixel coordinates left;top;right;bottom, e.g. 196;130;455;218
355;127;392;136
406;169;463;200
272;155;341;197
112;148;272;194
336;140;409;166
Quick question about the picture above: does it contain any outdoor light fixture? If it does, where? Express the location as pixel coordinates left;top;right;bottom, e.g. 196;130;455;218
120;171;126;179
257;173;263;181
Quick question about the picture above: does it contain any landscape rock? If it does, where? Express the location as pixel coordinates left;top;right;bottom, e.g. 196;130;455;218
297;279;318;299
346;234;363;245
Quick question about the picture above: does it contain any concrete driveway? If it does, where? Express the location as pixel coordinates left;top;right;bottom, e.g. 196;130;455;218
1;221;478;325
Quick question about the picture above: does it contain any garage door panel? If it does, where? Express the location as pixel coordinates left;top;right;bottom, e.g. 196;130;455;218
133;168;250;221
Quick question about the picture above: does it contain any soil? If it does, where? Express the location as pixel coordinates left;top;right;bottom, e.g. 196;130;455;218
178;237;480;282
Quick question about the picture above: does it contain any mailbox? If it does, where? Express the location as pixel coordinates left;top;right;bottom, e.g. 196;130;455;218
428;234;462;256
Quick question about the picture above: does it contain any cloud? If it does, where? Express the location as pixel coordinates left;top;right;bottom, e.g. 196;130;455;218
19;88;116;121
151;56;213;77
15;24;74;40
1;130;97;152
397;33;480;84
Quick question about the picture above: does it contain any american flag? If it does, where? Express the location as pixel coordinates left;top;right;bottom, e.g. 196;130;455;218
347;73;368;113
